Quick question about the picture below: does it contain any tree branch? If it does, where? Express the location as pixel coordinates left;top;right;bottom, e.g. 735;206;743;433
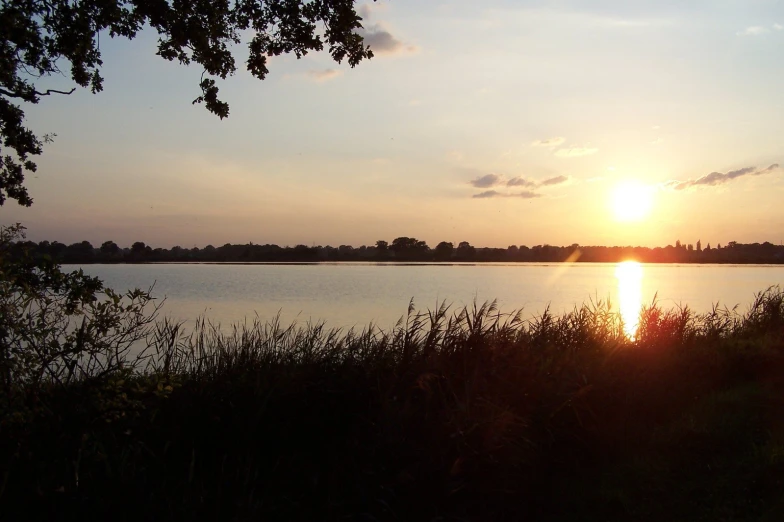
35;88;76;97
0;86;76;99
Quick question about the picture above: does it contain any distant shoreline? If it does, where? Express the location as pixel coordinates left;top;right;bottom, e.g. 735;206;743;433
61;260;784;266
15;238;784;265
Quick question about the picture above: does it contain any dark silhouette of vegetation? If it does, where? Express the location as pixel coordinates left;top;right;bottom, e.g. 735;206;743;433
4;222;784;521
0;0;375;206
8;234;784;264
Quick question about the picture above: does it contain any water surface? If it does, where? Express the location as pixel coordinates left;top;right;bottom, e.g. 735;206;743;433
67;263;783;331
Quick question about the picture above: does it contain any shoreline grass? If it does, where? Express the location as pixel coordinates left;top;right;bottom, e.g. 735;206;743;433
2;288;784;521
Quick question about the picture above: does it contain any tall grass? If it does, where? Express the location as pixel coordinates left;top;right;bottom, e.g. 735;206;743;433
2;287;784;521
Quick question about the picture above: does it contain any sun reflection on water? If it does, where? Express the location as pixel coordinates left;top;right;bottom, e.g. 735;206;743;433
615;261;643;339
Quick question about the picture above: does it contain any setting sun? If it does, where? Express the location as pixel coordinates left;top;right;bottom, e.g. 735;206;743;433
612;181;654;222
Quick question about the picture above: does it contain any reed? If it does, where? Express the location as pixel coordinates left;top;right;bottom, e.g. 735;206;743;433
2;287;784;521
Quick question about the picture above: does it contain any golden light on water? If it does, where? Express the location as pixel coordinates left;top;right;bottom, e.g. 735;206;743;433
615;261;643;338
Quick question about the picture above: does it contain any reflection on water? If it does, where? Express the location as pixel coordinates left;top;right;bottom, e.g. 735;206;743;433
615;261;643;338
68;263;781;333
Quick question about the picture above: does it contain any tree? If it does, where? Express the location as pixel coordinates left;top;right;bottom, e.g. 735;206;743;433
456;241;475;260
100;241;120;256
1;223;159;418
0;0;376;206
434;241;454;261
390;237;429;260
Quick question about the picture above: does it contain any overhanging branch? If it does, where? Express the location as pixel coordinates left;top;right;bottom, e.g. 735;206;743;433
35;88;77;97
0;87;76;99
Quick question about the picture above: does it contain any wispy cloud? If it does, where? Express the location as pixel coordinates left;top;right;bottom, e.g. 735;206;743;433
775;23;783;31
507;176;536;188
663;164;780;191
472;190;501;199
469;173;504;188
307;69;342;82
737;26;768;36
472;190;541;199
531;137;565;148
539;175;569;187
468;172;568;199
555;147;598;158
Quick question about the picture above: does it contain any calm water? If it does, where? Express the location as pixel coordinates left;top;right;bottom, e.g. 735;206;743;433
66;263;783;333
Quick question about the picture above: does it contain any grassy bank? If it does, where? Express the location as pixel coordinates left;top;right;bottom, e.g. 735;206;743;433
2;289;784;521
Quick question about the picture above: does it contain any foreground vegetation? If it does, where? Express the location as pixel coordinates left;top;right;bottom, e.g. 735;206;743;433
3;225;784;521
3;295;784;519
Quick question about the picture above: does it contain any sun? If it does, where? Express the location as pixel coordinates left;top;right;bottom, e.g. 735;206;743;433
612;181;654;222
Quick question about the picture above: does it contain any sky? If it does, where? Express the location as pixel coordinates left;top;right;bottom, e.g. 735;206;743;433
3;0;784;249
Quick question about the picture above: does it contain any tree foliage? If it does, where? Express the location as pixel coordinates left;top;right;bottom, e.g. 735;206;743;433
0;0;375;206
0;223;160;414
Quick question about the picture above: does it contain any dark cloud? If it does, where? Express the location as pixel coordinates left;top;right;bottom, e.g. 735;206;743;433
469;173;503;188
472;190;541;199
507;176;536;188
664;164;780;191
540;175;569;187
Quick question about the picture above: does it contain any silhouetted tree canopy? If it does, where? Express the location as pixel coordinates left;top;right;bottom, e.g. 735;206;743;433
6;232;784;264
0;0;375;206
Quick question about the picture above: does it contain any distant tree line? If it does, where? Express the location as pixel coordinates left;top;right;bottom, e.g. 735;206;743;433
7;235;784;264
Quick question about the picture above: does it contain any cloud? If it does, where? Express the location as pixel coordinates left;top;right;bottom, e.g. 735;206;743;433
531;137;565;148
307;69;342;82
356;3;416;56
472;190;540;199
737;26;768;36
555;147;598;157
469;173;504;188
663;164;780;191
512;191;541;199
473;190;501;199
357;3;374;20
539;175;569;187
775;23;783;31
357;24;417;55
507;176;536;188
357;2;389;21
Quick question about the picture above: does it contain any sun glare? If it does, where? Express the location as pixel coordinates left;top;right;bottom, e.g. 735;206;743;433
612;181;654;222
615;261;643;339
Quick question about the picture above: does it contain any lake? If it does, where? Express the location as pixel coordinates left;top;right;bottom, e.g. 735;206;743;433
66;263;783;334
